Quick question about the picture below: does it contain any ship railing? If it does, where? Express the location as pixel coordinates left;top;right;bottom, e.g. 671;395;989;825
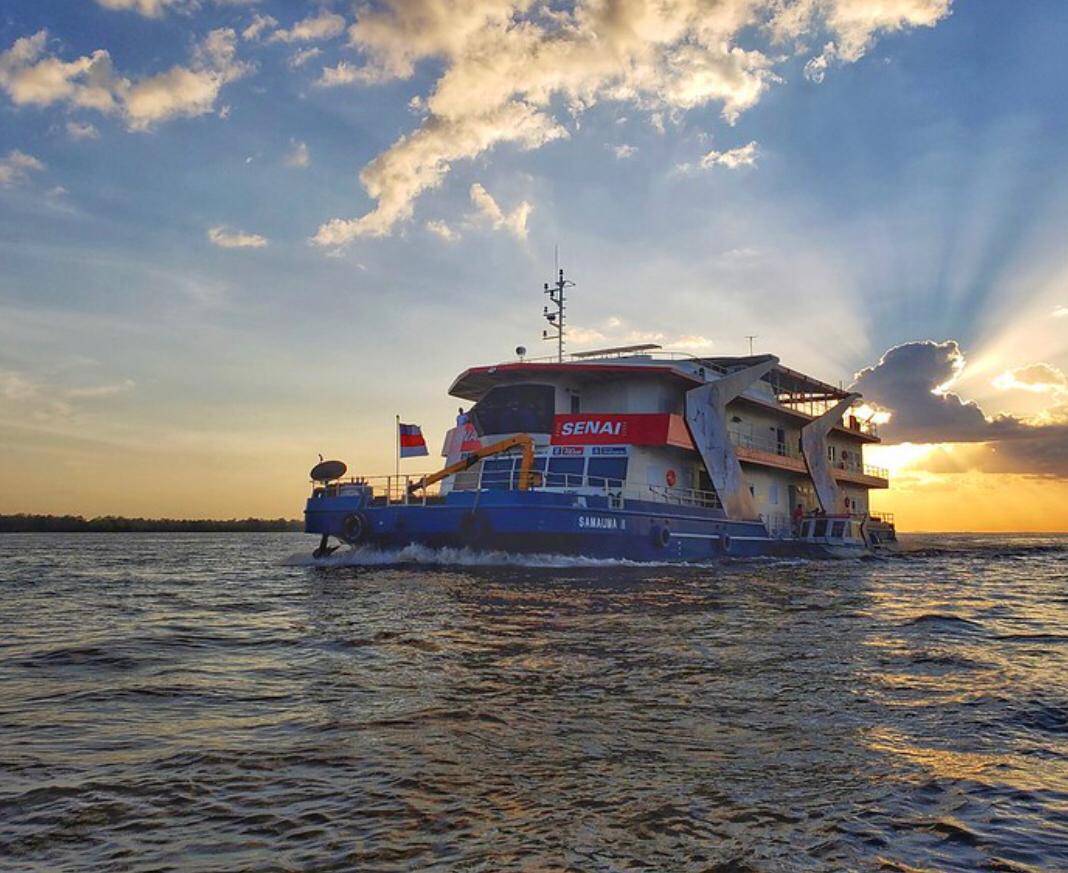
868;511;895;526
506;350;721;365
727;430;889;482
460;467;723;510
320;470;725;510
831;460;889;480
314;474;443;505
728;428;801;460
645;484;722;509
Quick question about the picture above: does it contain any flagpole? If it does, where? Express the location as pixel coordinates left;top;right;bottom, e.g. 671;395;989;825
395;414;400;480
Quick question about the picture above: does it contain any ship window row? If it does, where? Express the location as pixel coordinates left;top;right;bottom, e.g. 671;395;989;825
803;519;857;539
475;456;628;490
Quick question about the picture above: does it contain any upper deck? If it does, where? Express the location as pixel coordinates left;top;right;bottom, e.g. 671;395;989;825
449;347;880;443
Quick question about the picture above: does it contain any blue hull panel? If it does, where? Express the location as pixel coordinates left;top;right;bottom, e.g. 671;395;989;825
305;490;820;561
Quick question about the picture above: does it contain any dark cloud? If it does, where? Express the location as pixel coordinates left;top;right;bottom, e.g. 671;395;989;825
853;340;1068;477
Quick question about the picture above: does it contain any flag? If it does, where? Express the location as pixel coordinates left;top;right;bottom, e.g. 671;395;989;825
398;422;429;458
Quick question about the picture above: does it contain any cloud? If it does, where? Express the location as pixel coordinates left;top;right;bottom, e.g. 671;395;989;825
310;0;949;245
64;379;136;399
853;340;1068;477
0;367;136;425
124;29;251;130
207;225;268;248
1054;306;1068;319
0;149;44;186
772;0;952;68
852;340;990;441
95;0;180;15
0;368;38;401
66;119;99;140
312;101;564;246
0;28;251;131
285;139;309;168
993;363;1068;395
268;11;346;44
700;140;758;169
566;316;712;353
288;47;322;69
611;144;638;160
425;219;460;241
96;0;259;17
468;182;531;239
316;61;382;87
242;14;277;42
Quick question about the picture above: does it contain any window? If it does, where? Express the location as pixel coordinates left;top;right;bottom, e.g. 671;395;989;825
831;521;846;538
481;458;514;490
813;519;828;537
470;384;555;436
570;394;581;413
546;457;584;487
828;445;837;461
587;457;627;487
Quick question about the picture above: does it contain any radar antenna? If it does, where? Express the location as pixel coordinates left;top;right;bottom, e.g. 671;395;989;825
542;268;575;363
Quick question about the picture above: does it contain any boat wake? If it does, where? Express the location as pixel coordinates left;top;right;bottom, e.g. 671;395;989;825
283;542;687;570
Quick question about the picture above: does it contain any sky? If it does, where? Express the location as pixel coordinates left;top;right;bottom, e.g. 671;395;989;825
0;0;1066;531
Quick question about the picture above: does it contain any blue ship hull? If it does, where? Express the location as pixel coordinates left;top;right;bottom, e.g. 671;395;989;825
305;489;822;562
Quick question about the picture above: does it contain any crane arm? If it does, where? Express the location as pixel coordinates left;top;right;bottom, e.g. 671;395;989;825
407;433;539;495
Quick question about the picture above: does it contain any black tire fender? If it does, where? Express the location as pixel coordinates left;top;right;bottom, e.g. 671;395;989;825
653;525;671;548
720;532;732;554
342;512;369;543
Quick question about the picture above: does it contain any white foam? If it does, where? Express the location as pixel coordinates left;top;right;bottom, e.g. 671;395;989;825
282;542;686;569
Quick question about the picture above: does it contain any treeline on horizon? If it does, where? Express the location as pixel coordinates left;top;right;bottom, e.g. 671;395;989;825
0;515;303;533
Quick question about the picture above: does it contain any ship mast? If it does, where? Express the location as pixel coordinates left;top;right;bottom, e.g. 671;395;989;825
542;268;574;363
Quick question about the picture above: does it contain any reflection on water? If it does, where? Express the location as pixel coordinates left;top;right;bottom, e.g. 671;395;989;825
1;533;1066;871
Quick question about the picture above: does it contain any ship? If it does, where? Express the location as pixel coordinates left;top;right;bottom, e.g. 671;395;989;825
304;270;896;561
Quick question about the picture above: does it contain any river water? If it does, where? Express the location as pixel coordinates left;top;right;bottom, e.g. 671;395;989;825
1;533;1066;872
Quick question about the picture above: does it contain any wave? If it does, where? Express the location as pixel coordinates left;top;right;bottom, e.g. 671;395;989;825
283;543;689;569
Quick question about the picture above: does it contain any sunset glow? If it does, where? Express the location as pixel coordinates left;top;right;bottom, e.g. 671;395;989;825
1;1;1066;530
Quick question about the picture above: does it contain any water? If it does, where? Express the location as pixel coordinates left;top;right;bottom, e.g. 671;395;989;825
1;533;1067;872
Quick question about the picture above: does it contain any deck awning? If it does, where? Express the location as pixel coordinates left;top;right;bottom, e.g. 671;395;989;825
448;361;702;402
697;356;851;402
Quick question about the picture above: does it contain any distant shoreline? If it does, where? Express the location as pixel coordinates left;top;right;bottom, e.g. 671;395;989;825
0;515;302;533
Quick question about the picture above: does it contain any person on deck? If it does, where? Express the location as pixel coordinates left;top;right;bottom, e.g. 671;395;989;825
456;407;468;426
792;503;805;536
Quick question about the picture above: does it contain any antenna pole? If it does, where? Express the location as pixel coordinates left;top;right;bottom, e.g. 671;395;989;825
745;335;757;356
542;267;574;363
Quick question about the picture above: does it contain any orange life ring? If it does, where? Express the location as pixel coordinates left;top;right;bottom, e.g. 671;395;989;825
665;469;678;487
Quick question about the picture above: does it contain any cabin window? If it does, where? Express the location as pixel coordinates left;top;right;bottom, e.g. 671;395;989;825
831;521;846;538
587;457;627;487
769;483;780;505
470;384;555;436
570;394;581;413
546;457;584;487
813;519;828;537
827;445;837;461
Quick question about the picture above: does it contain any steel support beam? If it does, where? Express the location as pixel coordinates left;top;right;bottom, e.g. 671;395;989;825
801;393;859;513
685;356;778;520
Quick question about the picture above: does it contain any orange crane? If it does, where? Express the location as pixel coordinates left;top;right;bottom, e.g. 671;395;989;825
407;434;539;495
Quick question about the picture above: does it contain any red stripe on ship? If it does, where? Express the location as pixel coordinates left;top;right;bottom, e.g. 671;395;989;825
551;413;694;448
